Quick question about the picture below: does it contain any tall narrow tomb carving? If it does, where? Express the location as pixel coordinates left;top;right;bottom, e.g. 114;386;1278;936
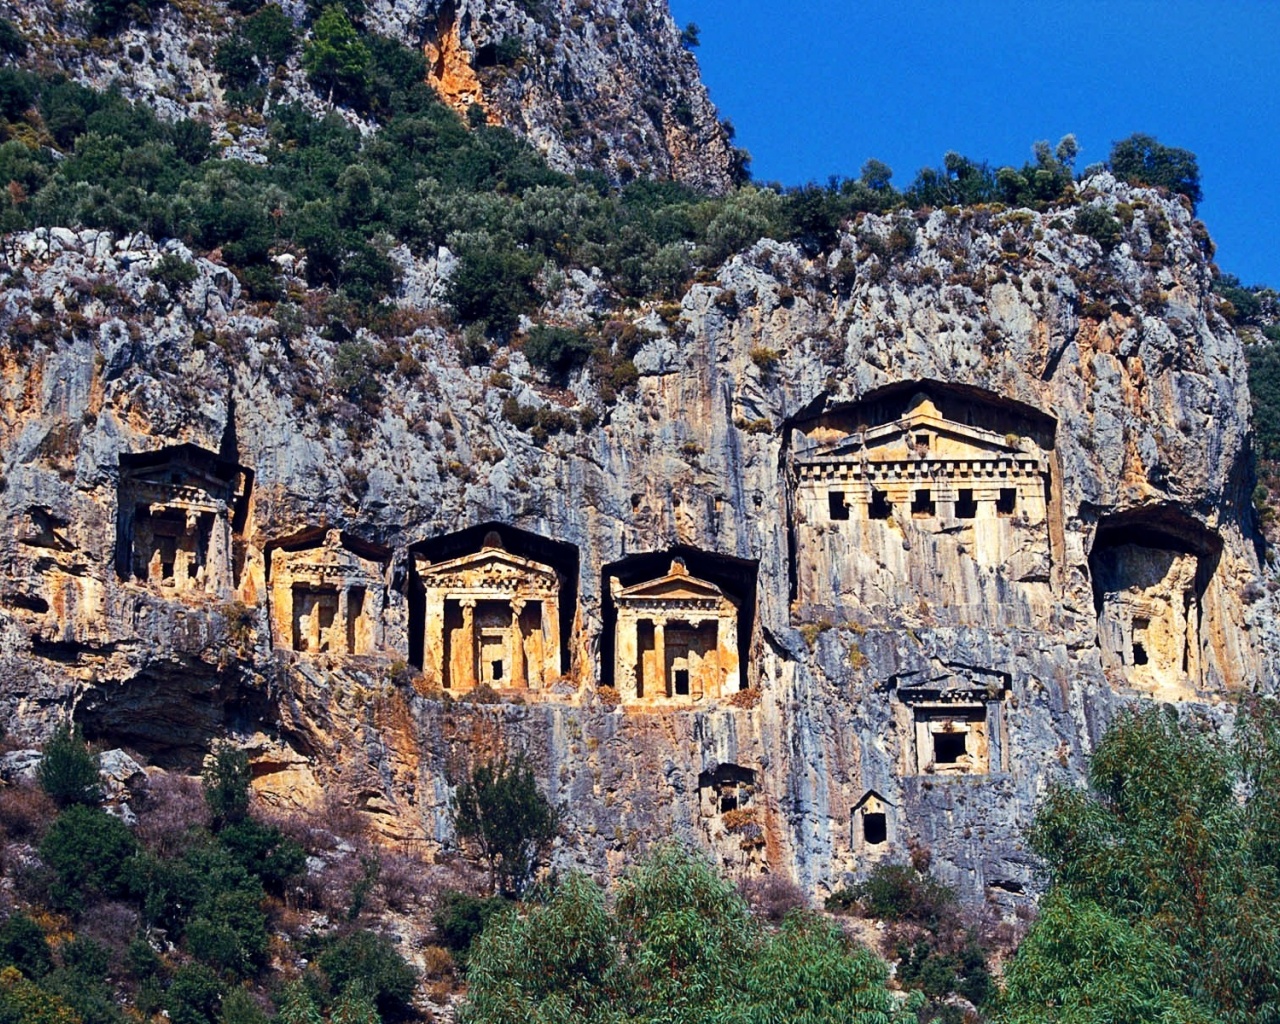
115;444;251;598
611;559;741;705
415;532;562;693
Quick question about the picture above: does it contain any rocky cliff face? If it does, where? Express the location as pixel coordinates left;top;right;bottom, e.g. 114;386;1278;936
0;0;735;190
1;173;1274;907
411;0;736;190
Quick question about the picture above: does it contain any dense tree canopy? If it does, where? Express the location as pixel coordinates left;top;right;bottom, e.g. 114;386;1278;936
996;701;1280;1024
462;844;919;1024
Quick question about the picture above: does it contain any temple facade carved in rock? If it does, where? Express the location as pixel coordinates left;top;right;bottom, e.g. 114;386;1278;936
268;530;389;656
610;559;741;704
415;532;563;693
789;384;1058;626
115;444;251;598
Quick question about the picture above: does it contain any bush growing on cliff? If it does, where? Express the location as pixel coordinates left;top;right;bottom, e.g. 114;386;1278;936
995;700;1280;1024
1109;132;1202;208
38;724;102;808
451;755;558;897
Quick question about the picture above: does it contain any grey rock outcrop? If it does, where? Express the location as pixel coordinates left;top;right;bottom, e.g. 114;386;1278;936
0;174;1273;907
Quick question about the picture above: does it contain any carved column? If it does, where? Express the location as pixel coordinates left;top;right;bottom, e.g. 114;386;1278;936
460;598;477;691
510;599;527;688
654;621;666;699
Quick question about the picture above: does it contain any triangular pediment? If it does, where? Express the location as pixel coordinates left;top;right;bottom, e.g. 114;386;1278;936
421;548;558;583
812;394;1027;462
853;789;894;811
619;574;727;602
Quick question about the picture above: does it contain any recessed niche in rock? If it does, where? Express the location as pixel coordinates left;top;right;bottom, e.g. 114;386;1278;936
115;444;251;598
788;382;1057;623
409;525;578;693
601;549;757;705
852;790;895;854
698;764;756;816
266;529;390;656
891;666;1011;776
1090;506;1224;699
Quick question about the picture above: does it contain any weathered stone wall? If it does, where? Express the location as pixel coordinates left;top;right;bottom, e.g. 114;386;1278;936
0;178;1275;907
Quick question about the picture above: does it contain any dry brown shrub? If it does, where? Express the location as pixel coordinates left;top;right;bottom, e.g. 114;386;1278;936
134;773;208;856
0;783;56;843
77;901;139;960
421;945;455;979
726;688;761;709
738;874;808;923
377;851;432;914
597;686;621;707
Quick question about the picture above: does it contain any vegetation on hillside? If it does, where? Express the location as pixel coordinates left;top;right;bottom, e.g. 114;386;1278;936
996;700;1280;1023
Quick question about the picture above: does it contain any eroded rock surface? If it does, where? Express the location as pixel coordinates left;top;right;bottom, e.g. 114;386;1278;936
0;178;1275;908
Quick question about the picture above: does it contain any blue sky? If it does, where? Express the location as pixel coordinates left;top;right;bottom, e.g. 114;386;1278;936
669;0;1280;288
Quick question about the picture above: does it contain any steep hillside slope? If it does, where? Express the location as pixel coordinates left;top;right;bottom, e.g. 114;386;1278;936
0;0;736;189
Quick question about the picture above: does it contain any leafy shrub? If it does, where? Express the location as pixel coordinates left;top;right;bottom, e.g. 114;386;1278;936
203;744;251;830
38;724;102;808
0;914;52;979
87;0;158;36
218;819;306;895
848;862;956;929
523;325;594;376
39;805;139;910
152;254;199;292
0;19;27;56
165;963;224;1024
451;755;559;896
1074;204;1123;251
446;242;543;334
185;886;269;978
0;966;80;1024
432;890;508;958
317;931;417;1019
333;340;382;412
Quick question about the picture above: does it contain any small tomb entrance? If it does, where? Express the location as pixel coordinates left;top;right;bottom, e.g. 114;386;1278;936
852;790;895;855
892;667;1010;776
269;529;389;656
698;764;756;817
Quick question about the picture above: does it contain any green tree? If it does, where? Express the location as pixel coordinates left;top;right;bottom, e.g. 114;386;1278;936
523;325;594;377
1109;133;1202;208
203;743;251;831
996;701;1280;1024
461;846;917;1024
38;724;102;808
303;5;372;106
451;755;558;897
38;805;138;911
317;932;416;1020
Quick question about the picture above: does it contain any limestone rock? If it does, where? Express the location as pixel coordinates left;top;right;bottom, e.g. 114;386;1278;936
0;175;1274;912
